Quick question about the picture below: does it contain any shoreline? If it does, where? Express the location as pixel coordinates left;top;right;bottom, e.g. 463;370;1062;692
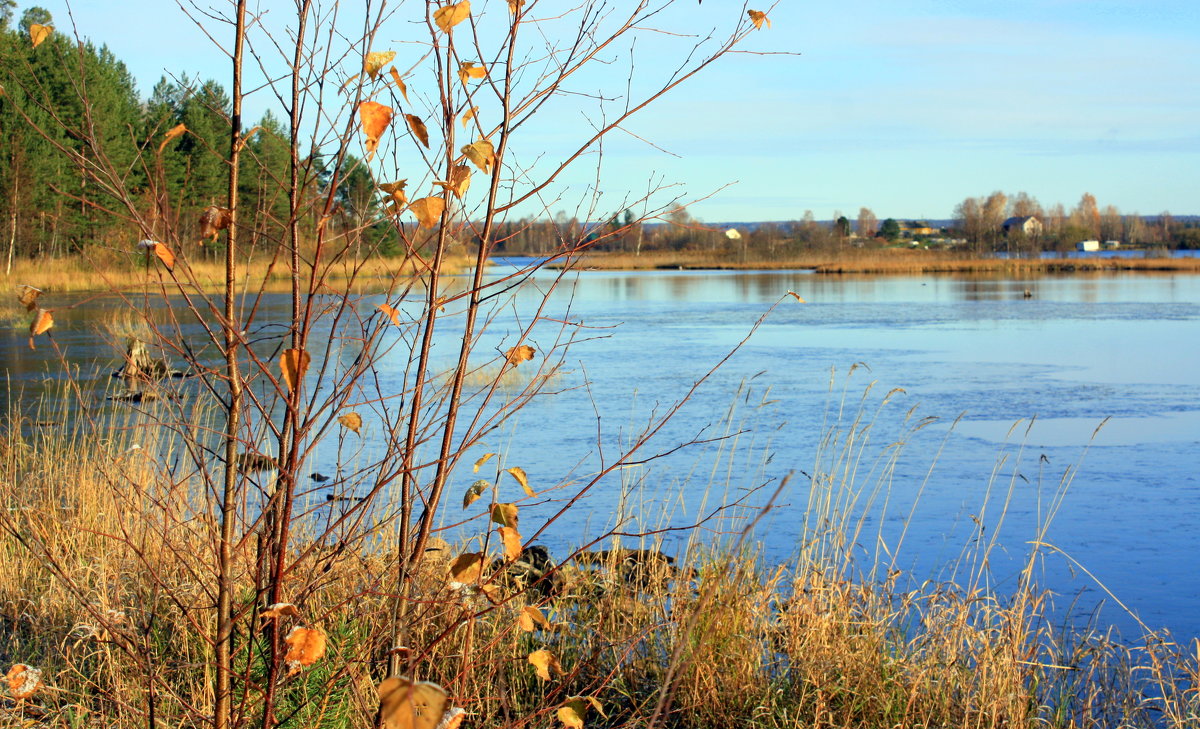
533;249;1200;275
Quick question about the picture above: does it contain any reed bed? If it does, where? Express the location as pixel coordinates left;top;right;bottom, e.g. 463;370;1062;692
3;252;474;295
0;384;1196;728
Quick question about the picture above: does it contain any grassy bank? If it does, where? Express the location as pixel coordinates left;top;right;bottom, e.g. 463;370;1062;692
2;251;473;295
0;389;1195;728
552;249;1200;275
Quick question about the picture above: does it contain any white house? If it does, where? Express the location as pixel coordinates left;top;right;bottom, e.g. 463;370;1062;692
1076;240;1100;252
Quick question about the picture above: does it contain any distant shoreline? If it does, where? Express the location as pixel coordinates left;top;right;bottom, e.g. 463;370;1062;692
532;249;1200;275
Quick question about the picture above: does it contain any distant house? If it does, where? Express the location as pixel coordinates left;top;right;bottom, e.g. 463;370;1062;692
898;221;936;237
1076;240;1100;252
1102;240;1121;250
1003;216;1043;237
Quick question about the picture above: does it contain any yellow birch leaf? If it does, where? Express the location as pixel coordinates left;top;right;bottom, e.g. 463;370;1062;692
557;697;604;729
364;50;396;80
260;603;302;620
151;242;176;270
359;101;394;159
473;452;496;473
17;285;41;312
461;139;495;174
405;114;429;148
461;106;478;129
528;649;560;681
338;412;363;434
506;466;535;497
378;303;402;325
433;165;471;199
158;123;187;153
283;626;326;672
458;61;486;84
748;10;770;29
378;676;448;729
280;348;311;393
408;196;446;229
388;68;409;101
505;344;535;366
491;502;518;529
29;24;51;48
462;479;488;509
518;605;549;632
499;526;522;561
29;308;52;349
448;552;485;584
433;1;471;33
6;664;42;700
557;706;584;729
379;180;409;213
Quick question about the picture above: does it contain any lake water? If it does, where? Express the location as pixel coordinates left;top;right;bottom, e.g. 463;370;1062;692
5;263;1199;642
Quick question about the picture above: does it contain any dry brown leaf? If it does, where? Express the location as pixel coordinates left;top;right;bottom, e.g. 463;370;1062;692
28;308;52;350
528;649;561;681
433;165;471;199
338;412;363;434
461;106;478;129
505;466;535;497
408;196;446;229
378;676;449;729
786;290;805;303
508;0;524;12
199;206;232;242
438;708;466;729
151;242;176;270
472;452;496;473
158;123;187;153
260;603;301;620
748;10;770;29
499;526;522;561
388;68;409;101
404;114;430;148
517;605;549;632
378;303;402;325
359;101;394;159
557;706;584;729
461;139;495;174
433;1;470;33
6;664;42;700
283;626;326;674
448;552;485;584
504;344;535;366
490;502;518;529
458;62;486;84
29;24;51;48
280;348;311;393
17;285;41;312
379;180;409;215
462;479;488;509
365;50;396;80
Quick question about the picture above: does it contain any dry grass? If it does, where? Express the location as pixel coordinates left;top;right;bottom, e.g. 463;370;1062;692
558;248;1200;275
2;251;474;295
0;388;1196;728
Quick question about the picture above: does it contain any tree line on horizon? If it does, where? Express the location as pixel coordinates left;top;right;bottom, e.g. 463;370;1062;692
0;5;1195;265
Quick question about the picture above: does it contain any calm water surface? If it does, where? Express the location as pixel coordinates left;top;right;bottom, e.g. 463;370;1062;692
4;264;1198;641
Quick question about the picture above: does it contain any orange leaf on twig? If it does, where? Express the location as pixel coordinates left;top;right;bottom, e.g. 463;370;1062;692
462;139;495;174
408;196;446;229
338;412;363;434
359;101;393;159
365;50;396;80
378;676;449;729
748;10;770;29
28;309;52;350
505;344;535;366
279;348;310;393
405;114;429;148
199;206;232;242
283;627;326;674
29;24;51;48
433;2;470;33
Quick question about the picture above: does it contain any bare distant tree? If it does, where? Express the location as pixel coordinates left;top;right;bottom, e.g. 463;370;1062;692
1010;191;1043;219
1100;205;1123;242
856;206;878;238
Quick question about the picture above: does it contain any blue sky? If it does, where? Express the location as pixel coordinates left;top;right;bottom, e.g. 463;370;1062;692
30;0;1200;222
